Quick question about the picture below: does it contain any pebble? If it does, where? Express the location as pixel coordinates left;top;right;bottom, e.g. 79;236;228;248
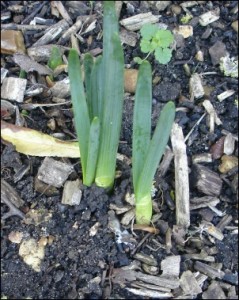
124;69;138;94
231;20;238;33
153;81;181;102
218;155;238;174
170;4;182;15
173;25;193;38
209;41;228;66
1;30;26;54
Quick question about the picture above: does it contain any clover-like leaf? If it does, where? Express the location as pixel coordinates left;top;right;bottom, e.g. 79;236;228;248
155;47;172;64
134;57;144;64
140;23;158;40
155;30;174;48
140;39;153;53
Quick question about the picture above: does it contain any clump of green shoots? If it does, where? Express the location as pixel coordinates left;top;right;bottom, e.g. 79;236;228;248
68;1;124;189
133;61;175;224
134;23;174;65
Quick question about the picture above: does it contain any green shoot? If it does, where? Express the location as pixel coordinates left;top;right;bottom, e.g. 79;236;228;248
134;24;174;65
68;1;124;188
133;61;175;224
48;46;63;71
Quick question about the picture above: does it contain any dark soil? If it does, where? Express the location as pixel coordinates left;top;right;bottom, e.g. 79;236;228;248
1;1;238;299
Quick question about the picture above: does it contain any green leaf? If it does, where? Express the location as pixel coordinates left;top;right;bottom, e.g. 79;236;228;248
136;101;175;198
84;117;100;186
90;55;103;119
48;46;63;70
133;61;152;192
83;53;94;120
155;47;172;64
155;30;174;48
140;39;153;53
133;57;143;64
140;23;158;40
68;49;90;181
95;2;124;189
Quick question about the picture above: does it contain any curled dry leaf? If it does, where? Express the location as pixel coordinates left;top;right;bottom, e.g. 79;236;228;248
1;120;80;158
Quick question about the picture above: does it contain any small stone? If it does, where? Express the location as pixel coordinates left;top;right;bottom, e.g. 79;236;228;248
210;137;225;160
218;155;238;174
1;77;27;102
153;81;181;102
231;20;238;33
124;69;138;94
19;238;45;272
1;30;26;54
202;280;226;299
209;41;228;66
8;231;23;244
173;25;193;38
170;4;182;15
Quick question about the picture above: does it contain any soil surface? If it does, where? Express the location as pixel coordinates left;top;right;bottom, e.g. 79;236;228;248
1;1;238;299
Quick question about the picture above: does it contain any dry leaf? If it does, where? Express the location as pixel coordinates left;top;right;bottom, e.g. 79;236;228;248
1;120;80;157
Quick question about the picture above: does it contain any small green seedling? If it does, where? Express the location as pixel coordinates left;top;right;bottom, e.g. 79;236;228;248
48;46;63;71
134;23;174;65
180;14;193;24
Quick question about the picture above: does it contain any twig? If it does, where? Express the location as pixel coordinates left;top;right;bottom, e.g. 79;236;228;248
1;23;48;31
171;123;190;228
184;113;206;142
21;1;47;25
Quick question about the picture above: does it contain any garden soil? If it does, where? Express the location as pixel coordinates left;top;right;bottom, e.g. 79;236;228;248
1;1;238;299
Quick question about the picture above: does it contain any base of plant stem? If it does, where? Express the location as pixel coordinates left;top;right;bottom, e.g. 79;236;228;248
135;194;152;225
95;176;113;189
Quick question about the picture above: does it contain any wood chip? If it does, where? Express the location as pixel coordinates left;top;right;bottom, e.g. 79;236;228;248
191;164;222;196
161;255;181;277
190;196;220;210
192;153;212;164
32;19;70;47
125;287;173;298
1;77;27;103
189;73;204;99
217;90;235;102
1;30;26;54
27;44;68;62
62;179;82;206
180;270;202;295
37;157;73;188
171;123;190;228
134;253;158;266
194;261;225;279
51;1;73;25
120;29;138;46
201;220;224;240
202;280;226;299
13;53;52;75
120;13;160;31
199;7;220;26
